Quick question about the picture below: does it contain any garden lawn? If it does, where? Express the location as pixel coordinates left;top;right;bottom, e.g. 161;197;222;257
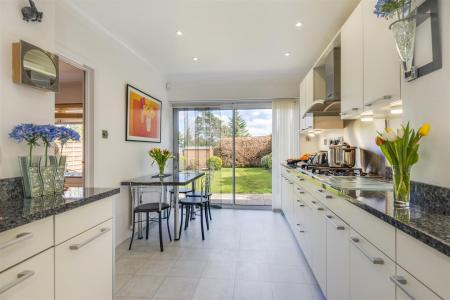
210;167;272;194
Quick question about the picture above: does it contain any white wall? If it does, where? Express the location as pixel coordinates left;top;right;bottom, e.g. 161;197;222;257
55;1;171;245
401;0;450;188
168;71;301;101
0;0;171;246
0;0;56;178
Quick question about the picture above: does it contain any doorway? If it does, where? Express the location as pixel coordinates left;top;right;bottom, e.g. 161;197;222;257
55;60;86;187
174;106;272;207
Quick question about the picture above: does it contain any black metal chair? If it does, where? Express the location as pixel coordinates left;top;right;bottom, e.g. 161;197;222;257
179;176;211;240
129;187;171;252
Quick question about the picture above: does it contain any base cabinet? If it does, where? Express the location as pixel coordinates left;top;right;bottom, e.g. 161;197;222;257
55;219;113;300
394;266;442;300
349;230;395;300
0;249;54;300
325;212;349;300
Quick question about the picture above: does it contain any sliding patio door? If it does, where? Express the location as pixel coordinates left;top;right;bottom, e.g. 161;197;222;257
174;106;272;207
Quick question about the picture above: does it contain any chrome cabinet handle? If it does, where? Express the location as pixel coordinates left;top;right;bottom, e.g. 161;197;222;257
351;237;384;265
296;188;305;194
326;215;345;230
0;270;35;294
297;177;305;181
310;200;324;211
317;189;332;199
296;224;305;233
390;276;416;300
70;228;111;250
297;200;305;207
0;232;33;250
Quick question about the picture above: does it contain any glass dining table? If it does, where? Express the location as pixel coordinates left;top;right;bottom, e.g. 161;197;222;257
121;171;205;240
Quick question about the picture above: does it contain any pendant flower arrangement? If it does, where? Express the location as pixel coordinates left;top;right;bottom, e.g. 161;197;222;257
375;122;430;207
148;148;172;176
374;0;417;75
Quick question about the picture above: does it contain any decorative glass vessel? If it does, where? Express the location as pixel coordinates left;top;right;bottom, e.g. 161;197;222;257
40;156;56;195
392;165;411;207
390;15;417;74
19;156;43;198
51;156;66;193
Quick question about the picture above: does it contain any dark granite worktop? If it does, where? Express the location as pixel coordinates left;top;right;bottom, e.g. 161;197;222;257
281;164;450;257
121;171;205;186
0;180;120;233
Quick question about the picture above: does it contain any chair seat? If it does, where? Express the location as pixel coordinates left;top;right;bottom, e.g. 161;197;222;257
170;188;193;194
134;202;170;213
186;191;212;198
179;196;209;205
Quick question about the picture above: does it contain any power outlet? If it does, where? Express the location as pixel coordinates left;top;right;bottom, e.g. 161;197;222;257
102;130;109;139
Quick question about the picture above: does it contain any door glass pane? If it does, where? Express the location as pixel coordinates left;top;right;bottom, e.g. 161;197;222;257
234;109;272;206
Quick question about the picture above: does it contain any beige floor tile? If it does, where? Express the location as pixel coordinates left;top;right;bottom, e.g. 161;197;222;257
115;273;133;293
201;261;236;279
153;276;199;299
115;275;164;298
235;262;271;281
116;257;148;275
192;278;234;300
233;280;274;300
269;265;308;284
272;282;324;300
167;260;207;278
136;259;177;276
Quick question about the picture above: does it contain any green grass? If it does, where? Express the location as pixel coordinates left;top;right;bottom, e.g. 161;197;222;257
210;167;272;194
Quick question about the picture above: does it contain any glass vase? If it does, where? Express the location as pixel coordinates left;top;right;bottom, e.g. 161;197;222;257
392;165;411;208
159;164;165;177
40;156;56;195
390;16;416;74
51;156;66;193
19;156;43;198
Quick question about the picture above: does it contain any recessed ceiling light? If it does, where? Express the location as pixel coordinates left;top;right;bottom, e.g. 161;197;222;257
176;31;183;36
295;21;303;28
284;52;291;57
193;57;199;61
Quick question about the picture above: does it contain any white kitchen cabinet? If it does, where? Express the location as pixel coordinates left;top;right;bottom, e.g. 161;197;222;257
305;69;314;109
55;219;113;300
394;265;442;300
299;80;307;130
362;0;401;106
340;1;364;116
326;211;350;300
304;193;327;296
0;249;54;300
349;230;395;300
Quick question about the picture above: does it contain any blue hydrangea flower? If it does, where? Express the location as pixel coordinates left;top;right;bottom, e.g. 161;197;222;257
374;0;408;18
9;123;40;145
37;124;60;146
58;127;81;146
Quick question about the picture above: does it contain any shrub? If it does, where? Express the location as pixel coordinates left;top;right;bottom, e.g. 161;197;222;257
206;156;222;170
261;153;272;169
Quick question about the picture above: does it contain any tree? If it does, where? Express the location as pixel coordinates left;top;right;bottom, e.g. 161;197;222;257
229;111;250;137
194;111;230;146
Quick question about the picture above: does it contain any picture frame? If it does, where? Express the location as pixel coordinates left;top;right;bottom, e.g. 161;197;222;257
125;84;162;143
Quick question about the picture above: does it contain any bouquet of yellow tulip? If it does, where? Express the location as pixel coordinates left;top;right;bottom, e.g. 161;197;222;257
148;148;173;176
375;122;430;207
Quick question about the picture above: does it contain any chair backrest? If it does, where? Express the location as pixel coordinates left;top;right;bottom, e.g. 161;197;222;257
131;185;167;211
200;175;211;197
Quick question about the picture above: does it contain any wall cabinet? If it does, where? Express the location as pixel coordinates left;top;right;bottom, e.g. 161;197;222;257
340;0;401;117
340;1;364;116
55;219;113;300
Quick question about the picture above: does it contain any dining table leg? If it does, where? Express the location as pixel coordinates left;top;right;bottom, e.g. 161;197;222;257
173;185;180;240
137;186;143;239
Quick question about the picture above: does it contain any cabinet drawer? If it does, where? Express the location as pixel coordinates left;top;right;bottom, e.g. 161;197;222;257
393;265;442;300
349;230;395;300
55;197;113;245
0;249;54;300
0;217;53;272
396;230;449;299
321;193;395;260
55;219;113;300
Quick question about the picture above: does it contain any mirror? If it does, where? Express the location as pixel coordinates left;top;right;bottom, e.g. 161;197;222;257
23;49;57;89
12;40;59;91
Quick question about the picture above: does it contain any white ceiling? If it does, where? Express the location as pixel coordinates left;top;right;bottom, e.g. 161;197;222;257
68;0;359;83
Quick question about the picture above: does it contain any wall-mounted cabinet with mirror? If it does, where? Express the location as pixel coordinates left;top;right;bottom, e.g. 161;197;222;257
12;40;59;92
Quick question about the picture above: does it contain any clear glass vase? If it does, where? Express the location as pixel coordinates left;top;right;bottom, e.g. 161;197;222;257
392;165;411;207
51;156;66;193
19;156;43;198
390;16;416;74
41;156;56;195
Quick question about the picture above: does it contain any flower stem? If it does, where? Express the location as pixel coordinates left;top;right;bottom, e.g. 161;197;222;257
29;144;33;167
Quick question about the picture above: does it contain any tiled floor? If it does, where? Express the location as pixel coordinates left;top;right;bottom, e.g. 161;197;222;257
115;208;324;300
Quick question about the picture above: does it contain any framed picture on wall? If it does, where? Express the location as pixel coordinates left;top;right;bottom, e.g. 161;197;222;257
125;84;162;143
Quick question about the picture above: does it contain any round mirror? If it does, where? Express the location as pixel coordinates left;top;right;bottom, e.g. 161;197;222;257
23;49;57;89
